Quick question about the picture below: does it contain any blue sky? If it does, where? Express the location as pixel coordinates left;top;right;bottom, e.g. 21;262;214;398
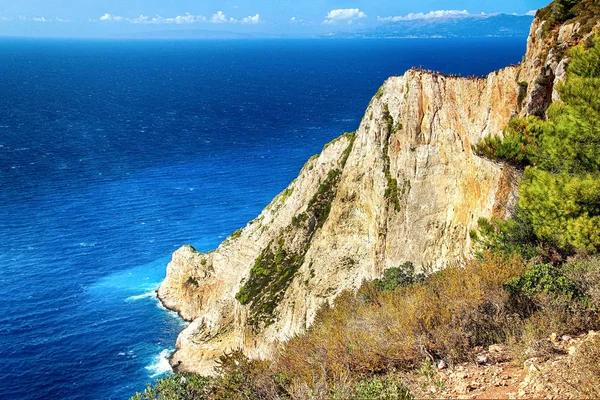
0;0;551;37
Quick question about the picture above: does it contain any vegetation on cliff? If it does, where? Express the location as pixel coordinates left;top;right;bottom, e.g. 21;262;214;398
537;0;600;37
235;133;356;331
475;33;600;253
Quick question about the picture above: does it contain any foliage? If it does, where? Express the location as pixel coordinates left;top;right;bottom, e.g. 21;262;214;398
353;375;413;400
472;117;543;168
475;34;600;253
132;373;212;400
277;253;526;391
520;37;600;251
339;132;356;168
537;0;600;37
382;104;402;212
520;170;600;251
471;208;538;259
506;263;580;298
222;228;243;246
235;237;304;329
132;351;284;400
307;168;343;231
236;134;356;329
562;334;600;398
135;251;600;399
373;262;425;292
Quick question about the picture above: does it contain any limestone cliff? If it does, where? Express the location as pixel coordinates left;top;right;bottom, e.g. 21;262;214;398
158;16;593;375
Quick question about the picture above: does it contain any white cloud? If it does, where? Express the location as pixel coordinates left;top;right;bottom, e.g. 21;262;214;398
96;12;252;25
378;9;469;22
99;13;124;22
95;11;263;25
242;14;261;24
32;17;47;22
211;11;236;23
129;14;207;24
526;9;538;16
324;8;367;24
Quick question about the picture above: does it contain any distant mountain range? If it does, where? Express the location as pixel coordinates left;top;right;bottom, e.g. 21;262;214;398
326;14;535;39
117;13;535;40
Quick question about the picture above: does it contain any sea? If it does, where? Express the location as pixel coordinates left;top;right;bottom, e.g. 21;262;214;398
0;37;526;399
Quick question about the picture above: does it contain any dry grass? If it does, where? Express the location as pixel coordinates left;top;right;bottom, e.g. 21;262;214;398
275;253;526;394
564;334;600;398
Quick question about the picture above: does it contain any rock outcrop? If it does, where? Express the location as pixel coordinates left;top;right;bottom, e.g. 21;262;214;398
157;16;593;375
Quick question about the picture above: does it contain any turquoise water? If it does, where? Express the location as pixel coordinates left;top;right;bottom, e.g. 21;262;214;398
0;38;527;399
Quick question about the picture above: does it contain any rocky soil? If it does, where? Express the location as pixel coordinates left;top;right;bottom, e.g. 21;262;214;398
404;331;599;400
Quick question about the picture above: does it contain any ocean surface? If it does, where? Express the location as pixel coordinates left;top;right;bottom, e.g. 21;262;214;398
0;37;526;399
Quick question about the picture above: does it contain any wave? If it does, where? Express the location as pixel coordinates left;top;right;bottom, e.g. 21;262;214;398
145;348;173;378
125;290;157;302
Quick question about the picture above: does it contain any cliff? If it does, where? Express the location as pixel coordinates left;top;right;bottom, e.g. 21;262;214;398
158;15;595;375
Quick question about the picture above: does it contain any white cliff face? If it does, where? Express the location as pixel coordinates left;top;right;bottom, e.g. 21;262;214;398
157;17;587;375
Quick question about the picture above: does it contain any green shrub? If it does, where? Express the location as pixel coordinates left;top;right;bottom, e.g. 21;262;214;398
472;117;543;168
236;134;357;329
131;373;211;400
235;237;304;329
471;208;539;259
373;262;425;292
506;263;581;298
382;104;402;212
353;375;413;400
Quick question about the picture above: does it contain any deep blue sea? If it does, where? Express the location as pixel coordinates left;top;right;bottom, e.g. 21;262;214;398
0;37;526;399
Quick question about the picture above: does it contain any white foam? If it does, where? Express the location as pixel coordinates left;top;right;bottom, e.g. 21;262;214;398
145;349;173;378
125;290;157;302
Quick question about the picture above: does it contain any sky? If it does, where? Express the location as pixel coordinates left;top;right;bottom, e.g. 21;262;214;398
0;0;551;37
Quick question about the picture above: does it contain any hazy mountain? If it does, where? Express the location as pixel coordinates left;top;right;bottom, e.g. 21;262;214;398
327;14;535;39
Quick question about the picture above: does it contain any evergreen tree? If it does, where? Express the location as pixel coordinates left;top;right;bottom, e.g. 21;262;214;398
520;34;600;252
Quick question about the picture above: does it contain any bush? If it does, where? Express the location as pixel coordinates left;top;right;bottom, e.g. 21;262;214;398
563;334;600;398
131;373;211;400
506;263;580;299
471;207;539;260
135;252;600;399
373;262;425;292
472;117;543;168
353;375;413;400
275;253;526;392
